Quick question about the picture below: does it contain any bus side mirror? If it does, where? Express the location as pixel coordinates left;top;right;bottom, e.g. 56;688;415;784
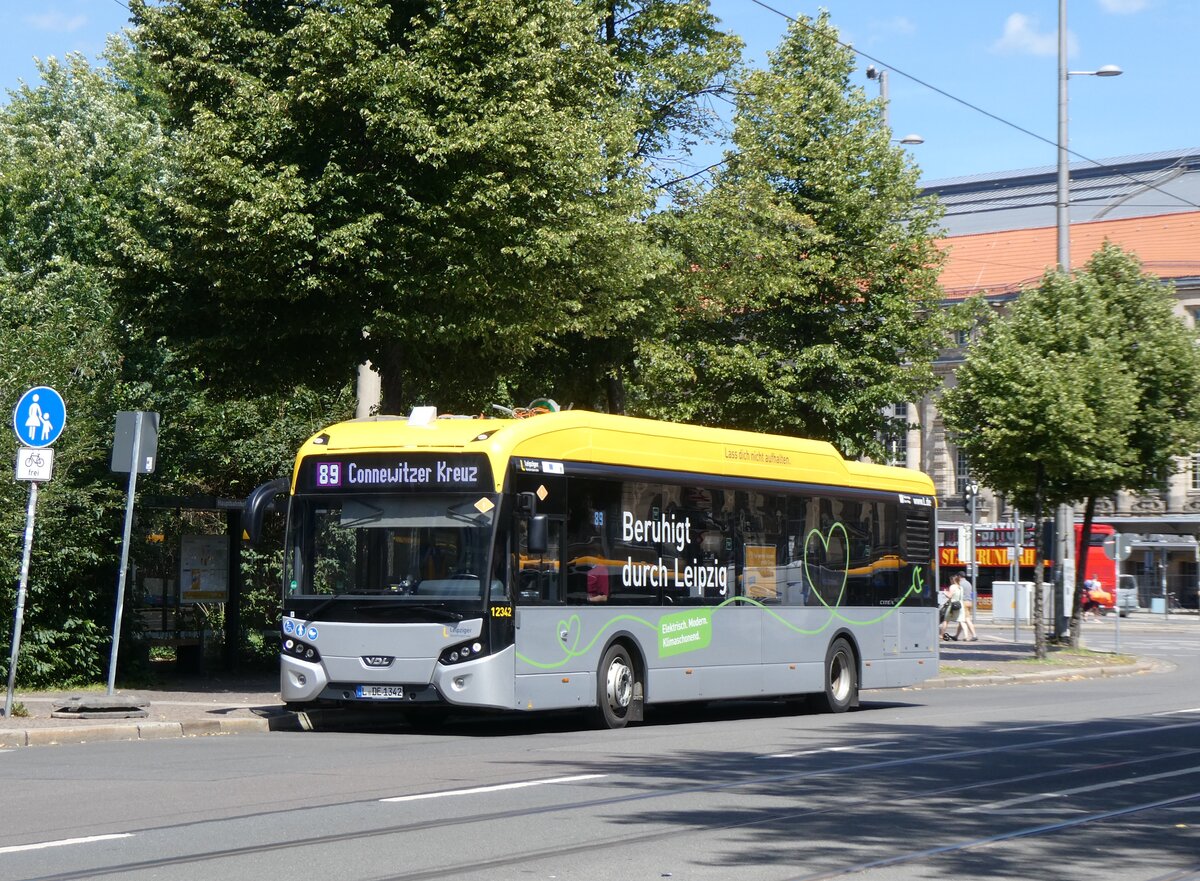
528;514;549;556
244;477;289;545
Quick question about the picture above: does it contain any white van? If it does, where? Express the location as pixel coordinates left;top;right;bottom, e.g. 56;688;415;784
1117;574;1139;616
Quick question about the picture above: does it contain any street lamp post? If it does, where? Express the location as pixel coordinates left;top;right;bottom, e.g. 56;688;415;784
967;479;980;624
867;65;923;144
1056;1;1122;271
1054;0;1120;637
1011;510;1022;643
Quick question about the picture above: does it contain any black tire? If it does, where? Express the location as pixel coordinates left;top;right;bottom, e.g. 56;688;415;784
592;644;638;729
812;637;857;714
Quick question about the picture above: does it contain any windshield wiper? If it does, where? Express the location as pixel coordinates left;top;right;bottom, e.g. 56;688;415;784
339;500;384;528
355;603;465;622
293;593;350;622
294;589;397;621
446;501;492;526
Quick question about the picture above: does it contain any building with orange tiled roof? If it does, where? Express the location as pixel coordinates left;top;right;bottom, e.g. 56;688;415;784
936;212;1200;301
904;150;1200;608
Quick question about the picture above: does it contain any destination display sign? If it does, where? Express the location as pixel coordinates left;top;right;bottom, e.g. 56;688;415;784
298;453;493;493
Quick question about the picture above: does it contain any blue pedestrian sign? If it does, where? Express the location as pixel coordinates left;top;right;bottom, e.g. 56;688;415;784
12;386;66;448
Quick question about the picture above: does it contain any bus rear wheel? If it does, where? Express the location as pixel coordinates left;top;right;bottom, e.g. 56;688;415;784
813;637;857;714
593;644;638;729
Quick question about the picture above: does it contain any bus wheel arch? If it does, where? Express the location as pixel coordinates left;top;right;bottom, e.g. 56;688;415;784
590;634;645;729
813;632;860;714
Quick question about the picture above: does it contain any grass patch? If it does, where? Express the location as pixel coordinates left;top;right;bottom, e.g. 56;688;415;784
938;665;996;676
1022;647;1136;667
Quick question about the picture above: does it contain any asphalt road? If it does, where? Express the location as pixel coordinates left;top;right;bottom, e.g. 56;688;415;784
1;628;1196;881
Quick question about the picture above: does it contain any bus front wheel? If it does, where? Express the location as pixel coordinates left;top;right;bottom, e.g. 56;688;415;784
813;637;857;714
593;644;638;729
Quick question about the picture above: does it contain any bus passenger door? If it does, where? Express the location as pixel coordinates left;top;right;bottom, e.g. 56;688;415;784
515;517;563;605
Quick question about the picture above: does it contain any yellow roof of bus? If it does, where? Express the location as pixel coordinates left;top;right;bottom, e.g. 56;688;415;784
293;410;935;497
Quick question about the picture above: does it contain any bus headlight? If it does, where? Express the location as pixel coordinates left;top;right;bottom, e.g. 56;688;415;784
283;637;321;663
439;639;487;665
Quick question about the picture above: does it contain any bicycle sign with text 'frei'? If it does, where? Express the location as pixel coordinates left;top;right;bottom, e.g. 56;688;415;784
12;386;66;448
14;447;54;482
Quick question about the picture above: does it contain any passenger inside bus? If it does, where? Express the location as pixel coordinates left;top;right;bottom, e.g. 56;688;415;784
586;563;610;602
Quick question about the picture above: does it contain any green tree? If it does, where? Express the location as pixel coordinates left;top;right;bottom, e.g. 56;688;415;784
630;12;945;458
0;54;167;685
0;51;351;685
939;254;1200;655
122;0;656;415
510;0;741;413
595;0;740;184
1065;244;1200;639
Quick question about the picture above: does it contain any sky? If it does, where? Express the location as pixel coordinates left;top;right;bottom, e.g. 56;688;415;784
1;0;1197;183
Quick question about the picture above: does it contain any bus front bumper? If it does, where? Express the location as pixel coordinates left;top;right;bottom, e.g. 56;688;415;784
281;646;515;709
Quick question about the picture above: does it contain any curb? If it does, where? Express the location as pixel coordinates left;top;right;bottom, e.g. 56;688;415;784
0;714;298;748
0;659;1167;747
916;658;1159;689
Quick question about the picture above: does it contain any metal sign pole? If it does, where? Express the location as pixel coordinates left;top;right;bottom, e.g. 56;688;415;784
107;411;143;695
1114;560;1121;655
5;482;39;716
1012;512;1021;645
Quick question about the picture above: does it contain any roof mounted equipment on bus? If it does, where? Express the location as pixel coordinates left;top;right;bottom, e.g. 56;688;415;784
407;406;437;426
492;398;569;419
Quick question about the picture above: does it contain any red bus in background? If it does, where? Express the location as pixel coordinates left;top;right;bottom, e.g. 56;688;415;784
939;521;1118;610
1077;522;1117;608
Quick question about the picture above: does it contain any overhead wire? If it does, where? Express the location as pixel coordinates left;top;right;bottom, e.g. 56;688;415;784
663;0;1199;211
98;0;1199;211
745;0;1200;210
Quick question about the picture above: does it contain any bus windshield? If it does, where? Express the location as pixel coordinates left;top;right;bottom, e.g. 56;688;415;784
285;493;500;604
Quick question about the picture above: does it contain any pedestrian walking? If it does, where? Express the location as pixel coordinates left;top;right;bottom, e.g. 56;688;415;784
954;573;978;641
940;575;976;642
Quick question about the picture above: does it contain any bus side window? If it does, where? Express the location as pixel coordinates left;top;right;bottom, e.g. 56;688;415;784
517;518;563;604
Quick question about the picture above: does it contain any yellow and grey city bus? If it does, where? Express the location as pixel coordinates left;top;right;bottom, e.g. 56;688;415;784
266;408;939;728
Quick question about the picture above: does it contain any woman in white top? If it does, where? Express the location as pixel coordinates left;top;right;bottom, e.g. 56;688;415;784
940;576;977;642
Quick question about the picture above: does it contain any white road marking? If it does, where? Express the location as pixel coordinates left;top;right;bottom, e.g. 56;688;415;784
1153;707;1200;716
0;834;132;855
380;774;606;803
968;765;1200;812
762;741;898;759
994;723;1071;733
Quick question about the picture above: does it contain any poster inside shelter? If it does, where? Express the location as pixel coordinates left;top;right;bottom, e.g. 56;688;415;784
180;534;229;604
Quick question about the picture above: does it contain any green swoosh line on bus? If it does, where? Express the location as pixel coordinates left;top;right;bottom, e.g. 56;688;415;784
514;612;659;670
515;522;930;669
714;565;924;633
709;595;837;635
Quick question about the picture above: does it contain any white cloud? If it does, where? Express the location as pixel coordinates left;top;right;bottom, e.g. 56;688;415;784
1098;0;1149;13
991;13;1077;57
23;12;89;33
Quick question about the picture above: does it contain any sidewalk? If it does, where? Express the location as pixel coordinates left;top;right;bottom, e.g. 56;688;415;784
0;671;295;748
0;619;1180;748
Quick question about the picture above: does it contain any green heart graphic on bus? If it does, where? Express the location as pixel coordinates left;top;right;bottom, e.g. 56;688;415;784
803;522;850;611
557;615;583;656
